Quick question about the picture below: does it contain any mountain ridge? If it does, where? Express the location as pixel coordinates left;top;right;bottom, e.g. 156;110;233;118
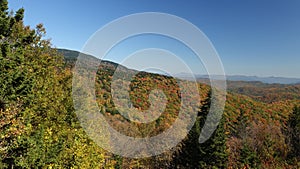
58;48;300;85
176;73;300;85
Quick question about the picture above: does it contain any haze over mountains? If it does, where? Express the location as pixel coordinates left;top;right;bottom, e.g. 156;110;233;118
176;73;300;85
58;49;300;85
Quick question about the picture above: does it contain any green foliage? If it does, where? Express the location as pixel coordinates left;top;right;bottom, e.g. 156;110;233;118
239;143;260;168
287;106;300;160
198;117;228;168
171;116;202;168
171;90;228;168
1;0;300;168
0;2;112;168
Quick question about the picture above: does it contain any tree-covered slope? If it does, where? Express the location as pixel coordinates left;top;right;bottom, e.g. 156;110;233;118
1;1;299;168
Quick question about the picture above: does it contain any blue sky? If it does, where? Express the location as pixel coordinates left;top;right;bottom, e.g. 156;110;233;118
8;0;300;78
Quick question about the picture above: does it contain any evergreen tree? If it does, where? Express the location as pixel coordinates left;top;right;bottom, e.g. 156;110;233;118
198;114;228;168
172;89;228;168
196;89;228;168
0;1;112;168
171;116;202;168
287;105;300;160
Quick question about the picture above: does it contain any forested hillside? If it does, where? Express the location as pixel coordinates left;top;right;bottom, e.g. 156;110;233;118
1;1;300;168
227;81;300;103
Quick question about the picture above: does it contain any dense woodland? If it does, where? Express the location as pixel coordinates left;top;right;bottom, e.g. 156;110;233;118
1;1;300;168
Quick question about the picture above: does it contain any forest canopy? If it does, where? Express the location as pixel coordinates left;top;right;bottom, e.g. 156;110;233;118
0;1;300;168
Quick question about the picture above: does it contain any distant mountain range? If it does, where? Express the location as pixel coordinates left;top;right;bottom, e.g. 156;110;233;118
58;48;300;85
176;73;300;85
224;75;300;84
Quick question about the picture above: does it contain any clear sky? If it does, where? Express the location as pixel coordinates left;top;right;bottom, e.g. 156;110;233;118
8;0;300;78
